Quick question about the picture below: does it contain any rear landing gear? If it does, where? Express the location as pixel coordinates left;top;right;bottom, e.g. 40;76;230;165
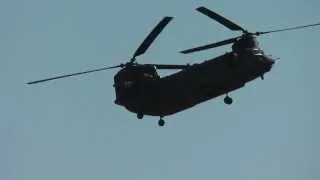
137;113;166;127
158;118;165;127
224;95;233;105
137;113;144;119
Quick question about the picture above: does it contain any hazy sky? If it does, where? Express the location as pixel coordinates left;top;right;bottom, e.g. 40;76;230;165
1;0;320;180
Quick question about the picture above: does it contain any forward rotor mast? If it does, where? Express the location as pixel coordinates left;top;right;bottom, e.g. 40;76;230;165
180;6;320;54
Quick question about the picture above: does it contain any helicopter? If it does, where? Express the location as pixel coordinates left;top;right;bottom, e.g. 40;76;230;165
28;6;320;127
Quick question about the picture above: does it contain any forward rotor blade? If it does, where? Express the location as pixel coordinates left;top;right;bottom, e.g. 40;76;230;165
196;6;246;32
145;64;189;69
256;22;320;35
180;37;238;54
131;16;173;62
27;65;123;85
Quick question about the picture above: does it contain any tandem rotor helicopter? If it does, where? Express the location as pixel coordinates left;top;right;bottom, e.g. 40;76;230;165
28;6;320;126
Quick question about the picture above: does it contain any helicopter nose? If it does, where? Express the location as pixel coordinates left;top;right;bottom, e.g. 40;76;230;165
258;55;275;72
266;58;275;65
261;55;275;66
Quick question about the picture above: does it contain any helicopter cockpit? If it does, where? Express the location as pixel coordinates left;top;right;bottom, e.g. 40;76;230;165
232;35;264;55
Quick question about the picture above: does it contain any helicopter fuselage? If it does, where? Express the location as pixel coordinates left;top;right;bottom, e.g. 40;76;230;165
114;50;274;117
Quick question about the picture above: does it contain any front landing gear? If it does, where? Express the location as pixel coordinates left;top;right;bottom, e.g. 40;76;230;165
158;118;165;127
224;95;233;105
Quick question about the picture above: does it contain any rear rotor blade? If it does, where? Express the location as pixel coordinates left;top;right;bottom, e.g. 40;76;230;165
196;6;246;32
27;64;123;85
256;22;320;35
145;64;189;69
180;37;238;54
131;16;173;62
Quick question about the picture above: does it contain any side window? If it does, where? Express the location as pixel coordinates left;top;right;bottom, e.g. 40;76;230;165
124;80;133;88
143;73;154;79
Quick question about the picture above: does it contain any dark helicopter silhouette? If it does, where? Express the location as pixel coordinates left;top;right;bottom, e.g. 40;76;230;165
28;6;320;126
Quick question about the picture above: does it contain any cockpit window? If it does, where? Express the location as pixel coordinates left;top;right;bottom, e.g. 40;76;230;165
250;48;264;55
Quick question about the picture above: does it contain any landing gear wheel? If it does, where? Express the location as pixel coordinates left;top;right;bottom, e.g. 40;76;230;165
158;119;165;127
137;113;143;119
224;96;233;105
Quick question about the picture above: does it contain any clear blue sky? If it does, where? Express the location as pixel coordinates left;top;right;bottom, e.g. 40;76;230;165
1;0;319;179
